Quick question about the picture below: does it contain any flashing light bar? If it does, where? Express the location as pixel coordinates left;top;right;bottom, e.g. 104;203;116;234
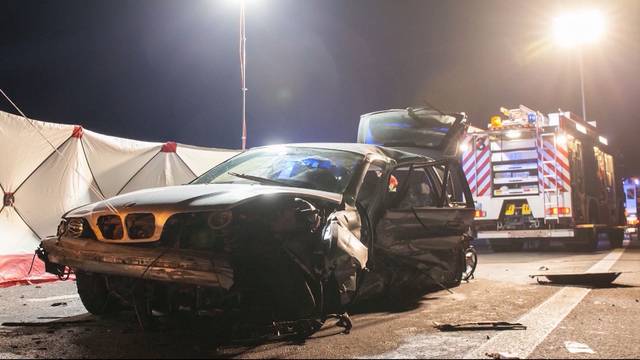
547;207;571;216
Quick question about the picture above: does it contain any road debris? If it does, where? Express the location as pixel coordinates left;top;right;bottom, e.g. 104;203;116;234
485;351;520;359
433;321;526;331
529;272;622;286
1;319;94;327
538;266;549;271
50;302;67;307
564;341;595;354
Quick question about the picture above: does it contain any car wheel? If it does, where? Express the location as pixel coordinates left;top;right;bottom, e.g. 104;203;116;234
76;272;121;316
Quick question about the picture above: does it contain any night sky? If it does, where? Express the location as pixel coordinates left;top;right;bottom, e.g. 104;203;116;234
2;0;640;174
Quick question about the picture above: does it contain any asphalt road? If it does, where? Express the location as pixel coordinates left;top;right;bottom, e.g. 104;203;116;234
1;237;639;359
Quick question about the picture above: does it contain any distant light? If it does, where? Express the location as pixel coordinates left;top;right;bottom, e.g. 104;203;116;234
556;134;568;146
490;116;502;129
634;178;640;186
505;130;522;139
553;10;605;48
576;123;588;134
459;142;470;153
598;136;609;145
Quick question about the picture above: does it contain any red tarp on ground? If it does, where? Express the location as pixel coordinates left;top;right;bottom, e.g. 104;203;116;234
0;254;60;288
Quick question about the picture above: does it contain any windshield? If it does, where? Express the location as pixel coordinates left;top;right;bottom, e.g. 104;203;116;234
193;146;364;194
358;108;459;148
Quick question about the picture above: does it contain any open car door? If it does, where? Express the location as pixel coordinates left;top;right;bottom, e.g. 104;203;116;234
358;107;468;159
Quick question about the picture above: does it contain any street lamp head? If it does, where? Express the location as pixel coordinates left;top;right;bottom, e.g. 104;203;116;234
552;10;605;48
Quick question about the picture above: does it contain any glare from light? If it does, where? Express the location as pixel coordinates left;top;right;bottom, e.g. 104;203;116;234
576;123;587;134
634;178;640;186
553;10;605;48
556;134;568;146
598;136;608;145
505;130;522;139
459;142;470;153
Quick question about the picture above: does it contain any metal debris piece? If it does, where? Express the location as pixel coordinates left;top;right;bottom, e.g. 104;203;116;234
529;272;622;286
538;266;549;271
1;319;93;327
564;341;595;354
433;321;527;332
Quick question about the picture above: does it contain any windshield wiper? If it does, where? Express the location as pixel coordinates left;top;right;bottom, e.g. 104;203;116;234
227;172;295;187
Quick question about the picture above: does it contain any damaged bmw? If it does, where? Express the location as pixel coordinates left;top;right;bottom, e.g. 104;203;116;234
38;110;475;338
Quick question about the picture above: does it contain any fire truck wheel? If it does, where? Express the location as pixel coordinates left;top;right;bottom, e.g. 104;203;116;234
574;229;598;252
609;229;624;248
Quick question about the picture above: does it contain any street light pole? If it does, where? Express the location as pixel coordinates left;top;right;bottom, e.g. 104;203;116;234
240;0;247;150
577;47;587;122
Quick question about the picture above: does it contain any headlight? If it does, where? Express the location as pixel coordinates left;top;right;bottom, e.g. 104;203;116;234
208;210;233;230
67;218;85;238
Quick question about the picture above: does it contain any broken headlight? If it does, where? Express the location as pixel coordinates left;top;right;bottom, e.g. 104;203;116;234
67;218;85;238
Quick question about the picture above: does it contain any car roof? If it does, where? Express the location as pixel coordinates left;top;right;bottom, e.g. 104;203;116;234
255;143;431;163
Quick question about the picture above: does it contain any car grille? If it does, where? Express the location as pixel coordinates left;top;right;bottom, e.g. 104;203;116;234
125;213;155;239
97;215;124;240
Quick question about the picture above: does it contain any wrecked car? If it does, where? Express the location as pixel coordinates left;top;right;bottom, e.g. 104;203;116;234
39;114;474;337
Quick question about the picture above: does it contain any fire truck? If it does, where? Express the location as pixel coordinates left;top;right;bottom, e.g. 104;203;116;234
461;105;625;251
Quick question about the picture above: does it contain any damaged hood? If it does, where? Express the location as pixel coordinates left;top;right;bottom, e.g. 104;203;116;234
65;184;342;218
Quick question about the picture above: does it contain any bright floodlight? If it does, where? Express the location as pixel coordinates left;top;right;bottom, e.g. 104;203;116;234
553;10;605;47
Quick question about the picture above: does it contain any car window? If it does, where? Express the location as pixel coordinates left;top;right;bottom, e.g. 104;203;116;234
389;166;438;209
434;164;469;207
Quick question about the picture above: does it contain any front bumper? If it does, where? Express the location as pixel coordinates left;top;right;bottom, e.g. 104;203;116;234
477;228;575;239
41;237;234;289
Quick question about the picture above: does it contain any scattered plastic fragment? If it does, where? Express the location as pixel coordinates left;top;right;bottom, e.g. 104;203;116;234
564;341;595;354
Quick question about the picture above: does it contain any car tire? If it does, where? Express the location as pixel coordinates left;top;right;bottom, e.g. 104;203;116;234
76;272;120;316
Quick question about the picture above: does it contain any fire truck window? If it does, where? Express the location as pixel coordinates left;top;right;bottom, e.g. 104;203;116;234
389;166;438;209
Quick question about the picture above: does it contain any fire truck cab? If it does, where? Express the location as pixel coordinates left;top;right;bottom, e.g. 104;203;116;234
462;105;625;251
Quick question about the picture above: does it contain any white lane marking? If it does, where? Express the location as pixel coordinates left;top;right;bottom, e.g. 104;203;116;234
464;248;625;359
27;294;79;302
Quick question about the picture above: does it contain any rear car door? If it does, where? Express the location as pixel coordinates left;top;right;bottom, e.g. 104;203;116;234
376;159;474;264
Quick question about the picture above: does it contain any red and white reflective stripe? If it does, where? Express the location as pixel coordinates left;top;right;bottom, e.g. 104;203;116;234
462;135;491;196
539;135;571;192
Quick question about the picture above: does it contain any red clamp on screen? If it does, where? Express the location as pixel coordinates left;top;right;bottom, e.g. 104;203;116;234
72;125;84;138
161;141;177;153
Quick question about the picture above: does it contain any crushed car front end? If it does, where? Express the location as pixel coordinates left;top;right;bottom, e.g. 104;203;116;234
38;145;376;335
